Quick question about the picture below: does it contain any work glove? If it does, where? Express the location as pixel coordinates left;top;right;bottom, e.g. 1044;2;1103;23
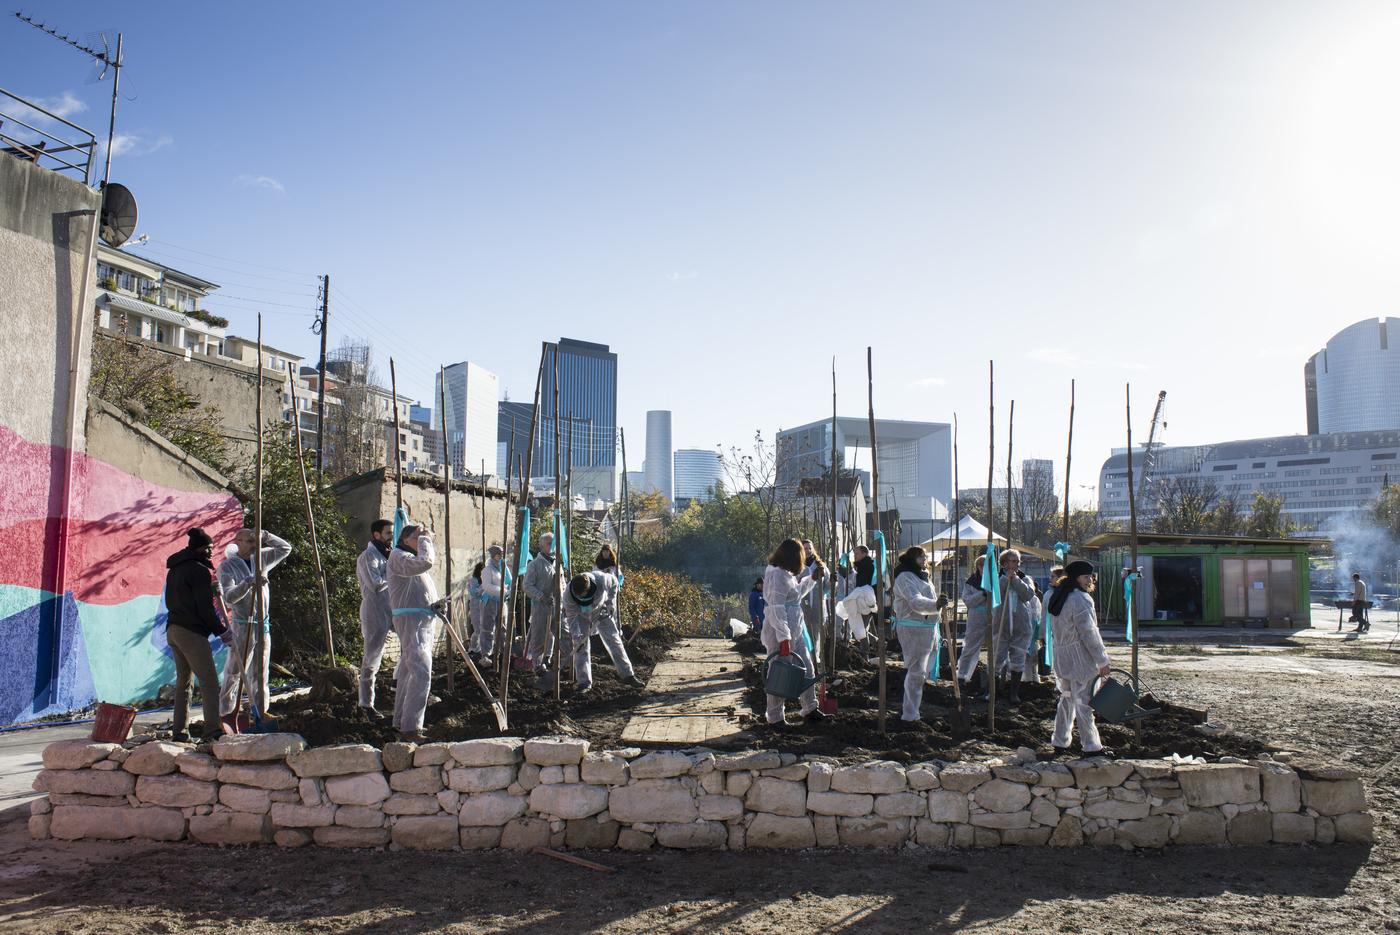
779;640;791;657
431;598;449;615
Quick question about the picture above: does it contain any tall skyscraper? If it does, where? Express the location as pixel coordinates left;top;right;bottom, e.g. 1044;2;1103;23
497;400;534;478
536;339;619;500
673;448;724;510
434;361;499;479
645;410;673;502
1306;318;1400;434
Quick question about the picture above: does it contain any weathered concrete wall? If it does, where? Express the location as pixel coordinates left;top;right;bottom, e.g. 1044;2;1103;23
29;736;1374;852
334;470;517;595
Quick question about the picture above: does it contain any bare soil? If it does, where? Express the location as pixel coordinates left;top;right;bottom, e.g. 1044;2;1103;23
0;640;1396;933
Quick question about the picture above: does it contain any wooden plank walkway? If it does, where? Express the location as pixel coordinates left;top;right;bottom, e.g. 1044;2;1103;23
620;638;749;746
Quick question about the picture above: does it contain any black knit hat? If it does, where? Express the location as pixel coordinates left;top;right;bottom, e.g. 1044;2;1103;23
187;527;213;549
1065;560;1095;580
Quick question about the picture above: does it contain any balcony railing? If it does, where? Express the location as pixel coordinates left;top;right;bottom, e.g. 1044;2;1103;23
0;87;96;183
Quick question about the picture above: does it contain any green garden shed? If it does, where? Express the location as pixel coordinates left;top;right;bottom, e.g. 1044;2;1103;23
1084;532;1326;628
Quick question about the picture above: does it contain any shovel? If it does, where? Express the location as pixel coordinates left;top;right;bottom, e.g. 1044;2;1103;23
432;605;509;731
939;613;971;735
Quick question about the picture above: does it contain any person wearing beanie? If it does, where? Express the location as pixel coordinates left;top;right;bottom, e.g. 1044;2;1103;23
472;544;509;663
523;532;563;675
956;555;992;693
355;519;394;720
890;546;946;722
564;570;644;692
991;548;1036;706
217;527;293;728
164;528;233;742
388;523;439;741
1047;560;1112;756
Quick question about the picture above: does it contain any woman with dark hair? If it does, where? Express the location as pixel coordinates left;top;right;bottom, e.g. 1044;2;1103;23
890;546;945;722
595;544;618;573
466;561;486;660
760;537;826;725
1048;560;1112;756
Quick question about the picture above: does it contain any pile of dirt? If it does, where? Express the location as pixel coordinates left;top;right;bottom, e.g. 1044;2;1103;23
730;634;1268;763
269;626;680;749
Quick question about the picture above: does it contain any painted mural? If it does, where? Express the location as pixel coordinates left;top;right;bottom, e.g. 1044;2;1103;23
0;424;241;725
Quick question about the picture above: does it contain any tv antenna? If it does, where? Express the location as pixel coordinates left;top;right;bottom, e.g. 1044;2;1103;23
13;11;123;189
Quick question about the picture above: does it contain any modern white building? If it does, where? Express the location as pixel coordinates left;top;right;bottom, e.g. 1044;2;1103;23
95;245;226;358
673;448;724;510
1306;318;1400;434
435;362;499;480
645;410;673;502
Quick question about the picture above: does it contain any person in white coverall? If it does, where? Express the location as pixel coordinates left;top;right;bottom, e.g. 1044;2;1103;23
800;539;826;667
761;538;827;725
355;519;394;718
388;524;439;741
891;546;945;722
217;528;292;724
991;549;1036;705
956;555;990;690
471;545;509;660
564;570;645;691
524;532;562;672
1048;560;1112;755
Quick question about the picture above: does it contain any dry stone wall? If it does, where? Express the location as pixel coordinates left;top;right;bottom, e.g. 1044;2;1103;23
29;734;1374;852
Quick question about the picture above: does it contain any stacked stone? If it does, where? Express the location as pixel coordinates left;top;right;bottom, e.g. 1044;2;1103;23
29;735;1374;851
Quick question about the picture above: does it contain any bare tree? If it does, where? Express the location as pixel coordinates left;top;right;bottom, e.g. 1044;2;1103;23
1153;476;1223;535
319;339;385;481
720;431;803;552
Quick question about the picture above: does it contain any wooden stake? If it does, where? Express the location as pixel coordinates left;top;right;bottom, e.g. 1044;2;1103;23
951;413;961;688
507;345;547;681
552;348;563;700
619;427;631;548
985;361;996;731
1125;383;1141;745
531;846;617;874
233;316;266;728
497;426;518;709
389;359;403;511
1063;379;1075;546
287;375;335;666
440;367;455;693
564;413;574;684
867;347;886;733
829;358;838;678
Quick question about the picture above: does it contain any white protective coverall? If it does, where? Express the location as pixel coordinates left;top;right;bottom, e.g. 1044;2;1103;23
217;531;292;717
523;548;562;668
564;570;635;690
801;560;826;667
835;584;875;640
471;558;509;658
760;564;820;723
891;569;941;722
388;534;439;734
993;571;1036;677
356;541;392;708
1021;589;1044;683
956;576;991;683
1050;587;1110;752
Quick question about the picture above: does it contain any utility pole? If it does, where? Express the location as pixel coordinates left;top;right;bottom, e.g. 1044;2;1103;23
315;274;329;479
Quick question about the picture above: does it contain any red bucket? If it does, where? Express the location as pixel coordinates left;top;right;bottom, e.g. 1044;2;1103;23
90;702;137;743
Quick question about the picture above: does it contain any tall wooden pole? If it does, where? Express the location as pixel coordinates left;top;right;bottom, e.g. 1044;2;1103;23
497;424;517;710
551;348;564;699
985;361;997;730
1125;383;1141;744
510;347;547;674
619;428;631;547
288;375;335;665
948;414;962;695
564;414;575;683
1063;379;1075;546
243;316;267;723
389;359;404;511
867;348;887;733
440;368;455;693
829;359;839;677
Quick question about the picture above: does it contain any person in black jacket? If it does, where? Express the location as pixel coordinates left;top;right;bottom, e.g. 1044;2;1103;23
164;528;233;742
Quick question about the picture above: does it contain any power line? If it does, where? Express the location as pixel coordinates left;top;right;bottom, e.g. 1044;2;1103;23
144;238;313;278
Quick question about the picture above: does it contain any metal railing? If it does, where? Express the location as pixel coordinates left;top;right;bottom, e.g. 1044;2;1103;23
0;87;96;183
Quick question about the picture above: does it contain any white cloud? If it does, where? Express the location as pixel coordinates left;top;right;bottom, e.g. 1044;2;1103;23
107;132;173;158
235;174;286;193
1027;347;1079;365
36;91;87;119
668;271;698;282
909;375;947;388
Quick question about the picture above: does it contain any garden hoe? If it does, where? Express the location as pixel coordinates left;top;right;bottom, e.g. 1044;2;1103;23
431;602;509;731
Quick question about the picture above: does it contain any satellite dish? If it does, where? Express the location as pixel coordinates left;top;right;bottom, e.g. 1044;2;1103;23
99;183;138;247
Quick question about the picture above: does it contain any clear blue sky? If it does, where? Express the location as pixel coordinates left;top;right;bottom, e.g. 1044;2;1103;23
9;1;1399;504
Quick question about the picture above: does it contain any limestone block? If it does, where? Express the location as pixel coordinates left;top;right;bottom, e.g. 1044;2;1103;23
219;784;272;814
49;793;126;807
1300;779;1366;817
806;791;873;817
745;778;807;817
689;752;716;775
714;751;781;771
830;762;907;795
335;806;385;828
392;815;459;850
927;790;970;824
274;829;312;848
906;766;939;791
517;763;541;791
299;778;325;806
610;779;698;824
565;818;621;848
122;741;186;776
1226;809;1272;845
1151;798;1189;817
382;741;417;772
529;783;609;820
127;806;190;842
324;772;391;807
1272;812;1315;844
914;819;950;847
49;805;151;841
974;828;1001;847
838;816;909;847
1029;763;1074;788
43;740;120;770
1069;759;1134;789
1048;815;1083;847
447;765;516;794
289;744;382;778
269;803;336;827
211;733;306;762
1030;798;1060;826
1176;765;1261;808
1084;799;1151;821
460;826;503;849
992;765;1039;784
1088;828;1115;847
270;789;300;803
218;763;298;790
1001;827;1053;846
1294;762;1361;781
1117;816;1171;848
1111;787;1148;803
801;762;832;794
810;813;838;846
313;826;389;848
951;824;976;847
746;813;816;848
629;752;692;780
92;761;119;771
42;769;135;798
389;766;444;795
618;828;655;851
581;752;630;786
1124;759;1175;781
383;793;442;816
1334;813;1374;843
414;742;453;767
501;817;553;850
30;799;51;815
175;752;220;782
1259;764;1301;813
875;793;927;819
1315;817;1335;844
1174;808;1226;845
655;820;727;849
437;790;459;813
764;764;810;782
189;812;273;845
563;765;580;783
135;774;217;808
523;737;589;767
727;772;754;797
970;811;1031;830
973;780;1032;814
450;737;524;767
539;766;565;785
698;795;744;821
938;764;992;793
700;772;725;795
458;791;528;826
1053;787;1084;807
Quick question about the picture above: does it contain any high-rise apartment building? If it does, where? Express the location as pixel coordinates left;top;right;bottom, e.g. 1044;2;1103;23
434;361;499;480
645;410;673;502
673;448;724;510
520;339;619;500
1306;318;1400;435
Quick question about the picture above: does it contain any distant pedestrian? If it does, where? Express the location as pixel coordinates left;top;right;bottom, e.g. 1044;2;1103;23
1352;573;1370;633
163;528;233;743
1048;560;1112;757
748;579;766;633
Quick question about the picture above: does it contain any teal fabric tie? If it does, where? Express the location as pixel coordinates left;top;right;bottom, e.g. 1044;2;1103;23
517;506;531;576
1043;605;1054;665
392;506;409;549
872;530;887;584
1124;571;1139;644
392;607;434;617
981;544;1002;609
554;512;569;568
1053;541;1070;563
232;615;270;633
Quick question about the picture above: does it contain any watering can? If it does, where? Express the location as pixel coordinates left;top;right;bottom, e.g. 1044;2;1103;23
764;652;823;700
1090;667;1159;724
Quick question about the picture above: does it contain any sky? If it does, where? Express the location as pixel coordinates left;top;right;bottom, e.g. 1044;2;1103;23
7;1;1400;505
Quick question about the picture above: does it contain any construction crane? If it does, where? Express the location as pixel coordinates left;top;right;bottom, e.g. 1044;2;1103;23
1136;390;1168;506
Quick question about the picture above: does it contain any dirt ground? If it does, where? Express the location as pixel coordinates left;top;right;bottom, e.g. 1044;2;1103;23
0;639;1396;934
